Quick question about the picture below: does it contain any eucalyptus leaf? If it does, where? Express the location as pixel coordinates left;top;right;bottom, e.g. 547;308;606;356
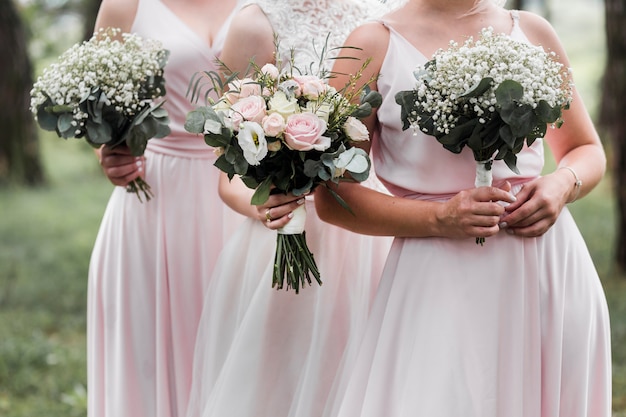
57;113;75;138
351;102;372;119
85;118;112;144
250;177;273;205
36;105;59;131
214;154;236;176
535;100;561;123
361;89;382;108
495;79;523;105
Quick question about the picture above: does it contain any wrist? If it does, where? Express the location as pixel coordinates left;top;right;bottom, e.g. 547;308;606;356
557;166;582;203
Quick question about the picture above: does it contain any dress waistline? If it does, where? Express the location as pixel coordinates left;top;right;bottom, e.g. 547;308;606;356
146;136;217;160
402;178;530;202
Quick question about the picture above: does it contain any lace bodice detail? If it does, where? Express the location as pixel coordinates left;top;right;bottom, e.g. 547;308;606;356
249;0;384;73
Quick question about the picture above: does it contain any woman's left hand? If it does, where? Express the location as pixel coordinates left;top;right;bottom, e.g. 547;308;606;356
498;170;572;237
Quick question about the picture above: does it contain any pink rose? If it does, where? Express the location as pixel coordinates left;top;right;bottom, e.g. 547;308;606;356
262;112;286;137
225;78;262;104
293;75;328;100
230;95;267;128
284;112;330;151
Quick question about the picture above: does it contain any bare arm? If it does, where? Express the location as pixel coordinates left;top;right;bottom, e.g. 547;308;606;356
499;12;606;237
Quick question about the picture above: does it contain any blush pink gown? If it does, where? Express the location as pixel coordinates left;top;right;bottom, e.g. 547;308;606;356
184;1;394;417
87;1;244;416
323;13;612;417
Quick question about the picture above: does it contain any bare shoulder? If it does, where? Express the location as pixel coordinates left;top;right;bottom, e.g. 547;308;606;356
94;0;139;32
228;4;274;42
516;10;565;56
339;21;391;61
221;4;275;75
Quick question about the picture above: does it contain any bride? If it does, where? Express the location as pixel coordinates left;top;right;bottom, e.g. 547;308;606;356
184;1;396;417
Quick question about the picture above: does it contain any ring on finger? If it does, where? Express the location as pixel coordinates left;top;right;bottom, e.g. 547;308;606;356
265;208;272;223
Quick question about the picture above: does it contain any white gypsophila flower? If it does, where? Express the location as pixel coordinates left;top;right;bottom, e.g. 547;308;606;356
412;27;572;134
30;28;167;122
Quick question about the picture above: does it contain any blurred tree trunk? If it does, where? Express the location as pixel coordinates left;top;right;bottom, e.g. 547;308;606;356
600;0;626;271
0;0;45;186
82;0;102;41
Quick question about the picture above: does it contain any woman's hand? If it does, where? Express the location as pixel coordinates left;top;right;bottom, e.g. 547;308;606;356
97;145;144;187
255;193;307;230
436;184;517;240
499;169;574;237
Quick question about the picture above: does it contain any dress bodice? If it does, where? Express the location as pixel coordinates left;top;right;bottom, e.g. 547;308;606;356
248;0;385;73
374;12;545;199
132;0;241;156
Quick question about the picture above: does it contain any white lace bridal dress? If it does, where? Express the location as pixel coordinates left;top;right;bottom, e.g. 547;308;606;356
184;1;394;417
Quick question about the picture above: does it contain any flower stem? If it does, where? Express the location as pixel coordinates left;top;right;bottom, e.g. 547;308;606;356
125;178;153;203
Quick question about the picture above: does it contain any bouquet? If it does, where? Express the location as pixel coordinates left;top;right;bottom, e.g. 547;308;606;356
30;28;171;202
185;60;380;292
395;27;573;244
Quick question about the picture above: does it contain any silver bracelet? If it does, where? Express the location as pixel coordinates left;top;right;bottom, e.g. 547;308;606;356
558;166;582;203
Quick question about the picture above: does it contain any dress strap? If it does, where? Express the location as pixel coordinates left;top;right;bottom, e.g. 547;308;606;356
510;10;520;27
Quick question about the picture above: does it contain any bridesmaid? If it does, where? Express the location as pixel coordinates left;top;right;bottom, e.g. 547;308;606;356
316;0;611;416
88;0;245;416
184;1;394;417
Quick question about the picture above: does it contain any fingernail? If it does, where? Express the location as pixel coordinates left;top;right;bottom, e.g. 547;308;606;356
136;159;143;167
509;194;517;202
288;212;294;219
499;222;508;229
297;198;305;205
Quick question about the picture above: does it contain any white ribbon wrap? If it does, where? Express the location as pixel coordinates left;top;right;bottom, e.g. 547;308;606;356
475;160;493;188
278;204;306;235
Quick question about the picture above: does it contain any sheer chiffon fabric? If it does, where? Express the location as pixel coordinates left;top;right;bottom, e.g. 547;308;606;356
185;1;394;417
87;1;245;416
323;17;611;417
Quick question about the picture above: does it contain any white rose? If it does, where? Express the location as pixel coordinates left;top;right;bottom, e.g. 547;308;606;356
238;121;268;166
268;90;299;118
304;101;333;123
343;116;370;142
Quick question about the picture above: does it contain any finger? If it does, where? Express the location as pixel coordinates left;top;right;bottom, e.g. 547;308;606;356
264;211;294;230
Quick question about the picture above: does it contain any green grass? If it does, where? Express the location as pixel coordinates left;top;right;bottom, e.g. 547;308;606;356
0;137;111;417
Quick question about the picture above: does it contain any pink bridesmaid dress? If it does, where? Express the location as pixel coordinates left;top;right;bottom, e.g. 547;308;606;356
323;13;612;417
87;1;244;416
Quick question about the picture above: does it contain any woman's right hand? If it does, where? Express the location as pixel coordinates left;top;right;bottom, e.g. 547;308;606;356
435;184;516;240
255;193;307;230
97;145;144;187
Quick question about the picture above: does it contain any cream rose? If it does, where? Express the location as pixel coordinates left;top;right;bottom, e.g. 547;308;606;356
284;112;330;151
343;116;370;142
268;91;299;118
230;95;267;128
238;121;268;165
304;101;333;123
262;112;286;137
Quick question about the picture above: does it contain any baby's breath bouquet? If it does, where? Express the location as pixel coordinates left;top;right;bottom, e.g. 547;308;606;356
30;28;170;202
395;27;572;244
185;59;380;293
